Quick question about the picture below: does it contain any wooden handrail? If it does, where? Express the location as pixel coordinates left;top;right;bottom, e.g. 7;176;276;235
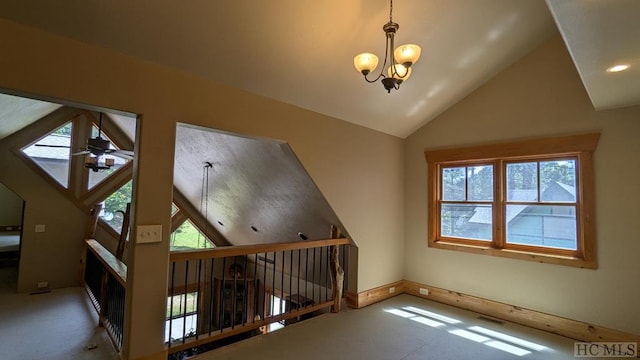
85;239;127;285
167;301;334;354
169;238;350;262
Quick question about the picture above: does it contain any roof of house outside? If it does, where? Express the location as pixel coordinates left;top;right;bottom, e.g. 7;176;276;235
22;133;71;160
468;183;575;225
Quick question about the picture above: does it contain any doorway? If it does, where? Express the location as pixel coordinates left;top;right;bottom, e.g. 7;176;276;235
0;182;24;292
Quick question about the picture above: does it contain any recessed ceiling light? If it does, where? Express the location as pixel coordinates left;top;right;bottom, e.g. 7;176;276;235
606;64;630;73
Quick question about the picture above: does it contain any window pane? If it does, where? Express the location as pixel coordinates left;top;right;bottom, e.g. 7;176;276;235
441;203;492;241
506;162;538;202
170;220;215;251
167;292;198;318
88;125;131;189
467;165;493;201
442;167;466;201
506;204;576;250
165;292;198;342
100;180;132;232
540;160;576;202
21;122;72;188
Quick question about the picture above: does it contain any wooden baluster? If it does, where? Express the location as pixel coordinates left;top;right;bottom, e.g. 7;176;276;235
115;202;130;260
86;203;103;239
329;225;344;313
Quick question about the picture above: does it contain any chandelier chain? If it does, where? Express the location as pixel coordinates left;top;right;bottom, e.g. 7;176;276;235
389;0;393;22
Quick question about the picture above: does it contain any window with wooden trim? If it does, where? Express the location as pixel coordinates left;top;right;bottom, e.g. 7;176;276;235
425;134;599;268
21;121;73;188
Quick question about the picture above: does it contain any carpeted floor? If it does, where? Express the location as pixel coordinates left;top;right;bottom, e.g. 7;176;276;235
194;294;578;360
0;266;119;360
0;263;582;360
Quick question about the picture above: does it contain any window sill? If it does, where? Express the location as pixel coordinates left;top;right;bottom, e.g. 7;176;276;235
429;240;596;269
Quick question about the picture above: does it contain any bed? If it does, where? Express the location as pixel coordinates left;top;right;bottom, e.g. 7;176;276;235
0;225;21;253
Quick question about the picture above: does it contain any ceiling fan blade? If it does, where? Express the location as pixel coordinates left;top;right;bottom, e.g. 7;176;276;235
110;151;134;160
72;150;91;156
34;144;71;148
113;149;134;156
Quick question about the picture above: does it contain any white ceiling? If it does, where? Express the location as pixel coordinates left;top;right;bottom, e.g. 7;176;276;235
546;0;640;111
0;1;638;138
0;94;60;139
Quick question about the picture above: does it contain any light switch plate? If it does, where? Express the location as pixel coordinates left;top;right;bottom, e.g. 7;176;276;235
136;225;162;244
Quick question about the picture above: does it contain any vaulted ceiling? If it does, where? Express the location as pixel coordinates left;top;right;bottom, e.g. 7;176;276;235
1;1;638;139
1;1;639;246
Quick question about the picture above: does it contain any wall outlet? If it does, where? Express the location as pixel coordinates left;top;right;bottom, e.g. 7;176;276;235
37;282;48;289
389;286;395;294
419;287;429;296
35;224;46;233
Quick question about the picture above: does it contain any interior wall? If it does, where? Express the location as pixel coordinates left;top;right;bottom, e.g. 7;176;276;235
0;19;405;294
0;182;23;226
404;33;640;335
0;19;405;358
0;141;89;291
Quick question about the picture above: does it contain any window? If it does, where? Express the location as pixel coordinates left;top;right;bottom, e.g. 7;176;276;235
100;180;132;232
165;291;198;342
170;219;215;251
425;134;599;268
21;122;73;188
88;125;131;189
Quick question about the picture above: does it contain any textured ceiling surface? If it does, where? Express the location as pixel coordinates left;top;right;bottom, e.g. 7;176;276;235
174;124;349;245
0;94;60;140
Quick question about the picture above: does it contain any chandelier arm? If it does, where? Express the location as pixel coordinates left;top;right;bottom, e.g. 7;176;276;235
381;31;392;78
390;31;397;78
363;72;385;83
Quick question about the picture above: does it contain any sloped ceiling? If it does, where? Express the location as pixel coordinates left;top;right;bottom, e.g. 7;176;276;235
174;125;349;246
0;94;60;140
1;2;638;138
546;0;640;111
2;1;639;247
0;0;557;138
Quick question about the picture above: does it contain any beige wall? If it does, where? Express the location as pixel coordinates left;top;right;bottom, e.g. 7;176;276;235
0;183;23;226
0;19;405;359
0;140;89;291
405;33;640;335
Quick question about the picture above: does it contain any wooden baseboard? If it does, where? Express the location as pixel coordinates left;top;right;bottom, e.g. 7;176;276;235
403;280;639;345
346;280;404;309
347;279;639;346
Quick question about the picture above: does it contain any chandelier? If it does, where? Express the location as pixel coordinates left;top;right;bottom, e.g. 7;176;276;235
353;0;421;93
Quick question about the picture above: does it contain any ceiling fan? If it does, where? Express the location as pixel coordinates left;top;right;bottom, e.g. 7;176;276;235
35;112;134;171
73;113;134;161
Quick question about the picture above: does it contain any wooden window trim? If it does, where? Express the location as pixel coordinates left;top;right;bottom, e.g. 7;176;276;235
425;133;599;269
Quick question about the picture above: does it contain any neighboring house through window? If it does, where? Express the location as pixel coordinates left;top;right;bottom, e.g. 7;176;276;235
21;122;73;188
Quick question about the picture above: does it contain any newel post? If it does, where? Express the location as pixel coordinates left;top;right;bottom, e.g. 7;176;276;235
329;225;345;313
